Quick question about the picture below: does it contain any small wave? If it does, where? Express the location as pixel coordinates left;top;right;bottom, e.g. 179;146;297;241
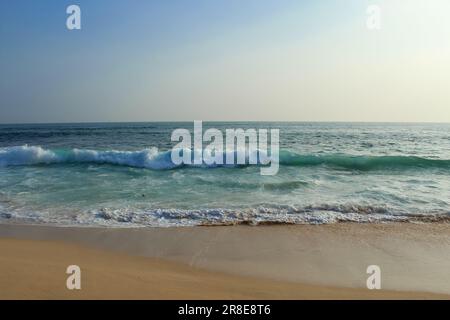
70;205;450;227
1;145;450;171
1;203;448;228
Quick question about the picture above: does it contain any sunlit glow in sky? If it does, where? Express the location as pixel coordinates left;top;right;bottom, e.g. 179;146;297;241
1;0;450;123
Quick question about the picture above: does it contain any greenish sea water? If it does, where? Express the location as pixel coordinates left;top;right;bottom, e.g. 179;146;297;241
0;122;449;227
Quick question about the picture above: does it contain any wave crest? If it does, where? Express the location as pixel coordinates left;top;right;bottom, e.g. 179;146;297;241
1;145;450;171
0;145;176;169
280;151;450;170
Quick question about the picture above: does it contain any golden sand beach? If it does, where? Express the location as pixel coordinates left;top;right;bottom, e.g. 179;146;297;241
0;223;449;299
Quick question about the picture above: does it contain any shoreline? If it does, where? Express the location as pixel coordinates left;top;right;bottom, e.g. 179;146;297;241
0;222;449;299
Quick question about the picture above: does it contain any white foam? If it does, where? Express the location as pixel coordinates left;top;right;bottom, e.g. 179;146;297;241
0;145;177;169
1;203;434;228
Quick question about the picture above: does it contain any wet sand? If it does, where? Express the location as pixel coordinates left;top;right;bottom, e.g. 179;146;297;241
0;223;449;299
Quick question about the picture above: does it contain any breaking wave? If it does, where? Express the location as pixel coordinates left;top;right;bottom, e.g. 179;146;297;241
0;145;176;169
1;145;450;171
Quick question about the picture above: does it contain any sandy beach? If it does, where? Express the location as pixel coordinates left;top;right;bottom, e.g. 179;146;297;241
0;223;449;299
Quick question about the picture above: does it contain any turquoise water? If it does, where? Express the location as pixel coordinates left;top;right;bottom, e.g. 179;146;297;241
0;122;449;227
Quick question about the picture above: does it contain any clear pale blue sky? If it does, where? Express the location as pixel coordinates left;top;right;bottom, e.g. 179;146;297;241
1;0;450;123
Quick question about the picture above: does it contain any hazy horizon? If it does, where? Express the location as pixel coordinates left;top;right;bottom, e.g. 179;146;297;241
2;120;450;125
1;0;450;123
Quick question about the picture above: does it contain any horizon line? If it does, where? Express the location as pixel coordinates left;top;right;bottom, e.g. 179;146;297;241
1;120;450;125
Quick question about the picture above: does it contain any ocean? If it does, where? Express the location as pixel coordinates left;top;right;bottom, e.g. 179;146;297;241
0;122;449;227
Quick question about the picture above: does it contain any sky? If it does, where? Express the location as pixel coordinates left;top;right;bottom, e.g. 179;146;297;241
1;0;450;123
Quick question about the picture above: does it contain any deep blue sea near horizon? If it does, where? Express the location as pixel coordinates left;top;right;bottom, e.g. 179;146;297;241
0;122;449;227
